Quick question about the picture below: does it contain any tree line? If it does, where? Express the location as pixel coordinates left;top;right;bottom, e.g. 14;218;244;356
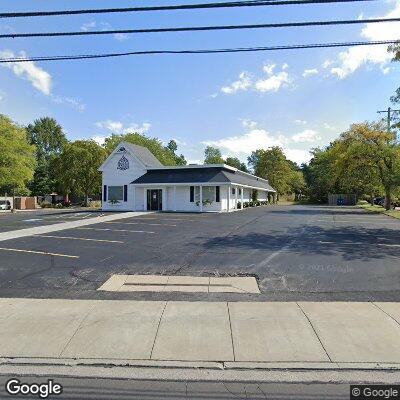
0;115;188;204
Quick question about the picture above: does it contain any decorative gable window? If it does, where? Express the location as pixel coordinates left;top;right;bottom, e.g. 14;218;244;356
117;146;126;152
117;155;129;171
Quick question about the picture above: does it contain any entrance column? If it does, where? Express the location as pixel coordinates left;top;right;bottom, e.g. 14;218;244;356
235;186;238;209
133;185;136;210
199;186;203;212
143;188;147;211
173;186;177;211
241;187;244;208
227;186;231;211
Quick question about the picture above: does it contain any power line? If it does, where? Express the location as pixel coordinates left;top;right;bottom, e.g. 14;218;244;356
2;17;398;39
0;40;398;63
0;0;378;19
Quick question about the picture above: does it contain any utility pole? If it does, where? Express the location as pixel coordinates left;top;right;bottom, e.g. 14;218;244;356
377;107;400;140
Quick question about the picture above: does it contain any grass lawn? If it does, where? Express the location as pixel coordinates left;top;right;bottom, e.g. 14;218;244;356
358;202;400;220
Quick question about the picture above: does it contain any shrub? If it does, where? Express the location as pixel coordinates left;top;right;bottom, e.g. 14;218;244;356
248;201;254;207
243;201;249;208
89;200;101;208
39;201;52;208
237;201;242;209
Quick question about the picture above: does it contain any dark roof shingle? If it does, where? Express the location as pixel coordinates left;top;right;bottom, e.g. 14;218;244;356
132;166;275;192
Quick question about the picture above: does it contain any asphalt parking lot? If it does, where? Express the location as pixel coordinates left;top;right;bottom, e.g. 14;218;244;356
0;205;400;301
0;208;113;233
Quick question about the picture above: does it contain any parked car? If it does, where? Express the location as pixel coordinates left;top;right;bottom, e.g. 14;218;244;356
0;200;11;210
373;197;385;206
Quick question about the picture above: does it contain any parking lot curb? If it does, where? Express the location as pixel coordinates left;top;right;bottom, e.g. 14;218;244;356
2;357;400;371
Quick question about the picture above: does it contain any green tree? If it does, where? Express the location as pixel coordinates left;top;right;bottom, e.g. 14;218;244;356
0;115;36;196
337;122;400;209
248;147;295;200
166;139;187;165
54;140;106;205
204;146;224;164
225;156;248;172
302;147;337;203
390;44;400;129
26;117;67;195
104;133;179;165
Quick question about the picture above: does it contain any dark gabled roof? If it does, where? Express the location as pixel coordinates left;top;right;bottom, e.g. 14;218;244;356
124;142;163;168
132;166;276;192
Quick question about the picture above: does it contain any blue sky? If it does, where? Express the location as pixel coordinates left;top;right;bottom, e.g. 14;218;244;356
0;0;399;165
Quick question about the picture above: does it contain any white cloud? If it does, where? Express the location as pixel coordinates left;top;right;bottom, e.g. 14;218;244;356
255;63;292;93
201;115;318;165
203;129;312;165
291;129;321;143
220;64;292;95
0;50;52;95
323;60;334;69
114;33;128;41
284;149;312;165
96;120;124;132
255;71;291;93
221;72;252;94
302;68;319;77
52;95;85;112
80;21;128;41
328;2;400;79
81;21;96;31
203;129;284;155
96;120;151;134
294;119;307;125
323;122;337;131
263;63;276;75
91;136;107;146
240;119;258;129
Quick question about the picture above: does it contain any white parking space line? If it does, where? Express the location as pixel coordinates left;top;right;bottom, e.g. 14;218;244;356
132;218;197;222
319;241;400;247
105;221;177;227
22;218;43;222
315;219;399;224
77;227;156;234
0;247;79;258
36;235;124;243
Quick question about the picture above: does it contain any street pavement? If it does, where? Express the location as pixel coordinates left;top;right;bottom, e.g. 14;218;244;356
0;375;353;399
0;205;400;301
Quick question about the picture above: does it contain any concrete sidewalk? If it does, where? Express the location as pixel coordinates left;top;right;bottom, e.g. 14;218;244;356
0;211;151;242
0;298;400;369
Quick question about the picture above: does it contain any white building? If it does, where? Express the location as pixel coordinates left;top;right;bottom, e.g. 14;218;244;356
99;141;276;212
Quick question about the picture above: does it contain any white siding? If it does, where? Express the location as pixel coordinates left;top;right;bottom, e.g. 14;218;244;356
102;151;146;211
258;190;268;201
164;185;224;212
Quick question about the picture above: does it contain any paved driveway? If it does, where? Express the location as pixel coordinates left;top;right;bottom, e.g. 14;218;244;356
0;205;399;301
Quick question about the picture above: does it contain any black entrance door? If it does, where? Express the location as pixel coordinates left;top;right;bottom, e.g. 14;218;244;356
147;189;162;211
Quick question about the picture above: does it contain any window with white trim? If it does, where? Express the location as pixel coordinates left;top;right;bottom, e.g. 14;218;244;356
202;186;214;203
190;186;215;203
108;186;124;201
